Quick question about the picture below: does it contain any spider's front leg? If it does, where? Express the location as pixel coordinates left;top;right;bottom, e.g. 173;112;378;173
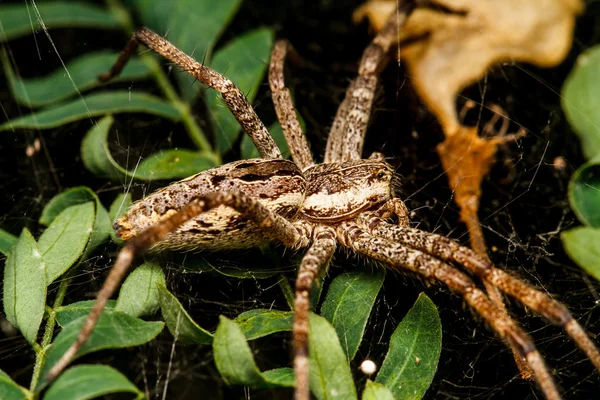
337;222;561;400
45;187;309;383
358;211;600;373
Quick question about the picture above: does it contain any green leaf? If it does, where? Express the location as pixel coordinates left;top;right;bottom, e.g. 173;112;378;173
375;293;441;400
109;193;133;243
562;227;600;281
321;269;385;360
241;120;294;159
38;312;164;389
0;2;120;42
55;300;117;328
207;28;274;154
38;203;95;284
308;313;357;399
213;316;291;388
158;284;213;345
562;45;600;160
43;365;142;400
82;115;217;181
235;309;293;340
135;149;219;180
3;229;47;344
213;315;268;386
0;370;31;400
568;162;600;227
261;368;295;388
39;186;111;254
134;0;242;101
0;228;17;256
362;380;395;400
116;261;166;317
0;91;181;131
2;50;152;108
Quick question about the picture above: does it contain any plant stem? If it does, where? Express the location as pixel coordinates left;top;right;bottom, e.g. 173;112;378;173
29;275;72;391
104;0;217;159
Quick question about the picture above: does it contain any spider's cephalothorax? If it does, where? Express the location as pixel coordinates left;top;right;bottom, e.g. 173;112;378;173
46;8;600;400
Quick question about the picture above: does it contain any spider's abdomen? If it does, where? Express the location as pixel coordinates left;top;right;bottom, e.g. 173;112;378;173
300;160;394;222
114;159;306;250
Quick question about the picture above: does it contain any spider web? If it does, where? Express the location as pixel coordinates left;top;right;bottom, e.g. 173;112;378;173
0;0;599;399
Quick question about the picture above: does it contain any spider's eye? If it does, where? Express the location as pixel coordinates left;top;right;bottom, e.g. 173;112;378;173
376;170;386;179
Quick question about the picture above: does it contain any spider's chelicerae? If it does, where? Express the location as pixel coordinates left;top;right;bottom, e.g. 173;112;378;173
45;9;600;400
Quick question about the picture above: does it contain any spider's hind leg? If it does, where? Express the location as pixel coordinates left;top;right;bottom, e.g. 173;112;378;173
45;191;308;384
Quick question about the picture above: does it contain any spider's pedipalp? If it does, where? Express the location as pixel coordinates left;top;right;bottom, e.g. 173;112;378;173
337;221;561;400
269;40;314;170
293;226;337;400
359;211;600;373
99;27;282;160
45;190;309;384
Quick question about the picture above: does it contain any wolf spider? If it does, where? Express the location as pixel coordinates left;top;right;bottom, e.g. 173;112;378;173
45;8;599;400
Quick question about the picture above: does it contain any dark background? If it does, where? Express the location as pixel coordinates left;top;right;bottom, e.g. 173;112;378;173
1;0;600;399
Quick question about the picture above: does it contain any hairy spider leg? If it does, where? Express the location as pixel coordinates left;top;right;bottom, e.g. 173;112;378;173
359;211;600;372
269;40;314;170
45;191;309;382
324;4;412;163
98;27;282;160
293;226;337;400
337;221;561;400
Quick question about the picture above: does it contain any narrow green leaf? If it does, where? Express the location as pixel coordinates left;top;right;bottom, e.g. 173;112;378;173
43;365;142;400
235;309;293;340
39;186;111;254
38;203;95;284
562;227;600;281
362;380;395;400
309;313;357;400
81;115;129;180
213;316;269;386
241;120;294;159
207;28;274;154
135;149;219;180
55;300;117;327
375;293;441;400
116;262;166;317
134;0;242;101
562;45;600;160
2;51;152;108
569;162;600;227
3;229;47;344
321;269;385;360
0;91;181;131
109;193;133;243
261;368;295;388
38;312;164;389
0;228;17;256
158;284;213;345
0;370;31;400
0;2;120;42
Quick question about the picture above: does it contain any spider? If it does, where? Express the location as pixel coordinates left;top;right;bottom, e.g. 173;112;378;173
44;7;600;400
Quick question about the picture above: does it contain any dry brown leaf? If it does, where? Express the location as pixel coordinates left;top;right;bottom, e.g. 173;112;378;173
355;0;582;134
